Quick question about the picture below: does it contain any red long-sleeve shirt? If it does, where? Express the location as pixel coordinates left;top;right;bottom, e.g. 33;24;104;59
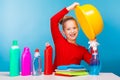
50;8;92;70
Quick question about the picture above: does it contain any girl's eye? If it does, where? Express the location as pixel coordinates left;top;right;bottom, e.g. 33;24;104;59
73;27;77;29
67;28;70;30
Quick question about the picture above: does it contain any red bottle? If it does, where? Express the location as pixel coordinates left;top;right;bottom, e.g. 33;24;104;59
44;43;53;75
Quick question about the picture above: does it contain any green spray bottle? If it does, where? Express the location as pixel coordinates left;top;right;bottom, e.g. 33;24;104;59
10;40;20;76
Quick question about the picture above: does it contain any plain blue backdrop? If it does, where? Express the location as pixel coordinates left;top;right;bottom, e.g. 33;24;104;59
0;0;120;76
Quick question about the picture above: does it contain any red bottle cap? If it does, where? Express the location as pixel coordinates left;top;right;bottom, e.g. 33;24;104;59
35;48;39;52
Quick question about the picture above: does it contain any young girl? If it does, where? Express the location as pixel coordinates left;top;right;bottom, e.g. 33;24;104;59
50;2;92;70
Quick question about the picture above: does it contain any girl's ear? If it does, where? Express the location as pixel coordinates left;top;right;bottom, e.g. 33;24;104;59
62;30;65;35
62;30;66;38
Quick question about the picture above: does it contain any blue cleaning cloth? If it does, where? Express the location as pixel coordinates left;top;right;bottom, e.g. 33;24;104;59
57;64;85;70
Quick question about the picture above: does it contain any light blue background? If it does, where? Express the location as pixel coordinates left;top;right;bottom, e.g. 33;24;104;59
0;0;120;76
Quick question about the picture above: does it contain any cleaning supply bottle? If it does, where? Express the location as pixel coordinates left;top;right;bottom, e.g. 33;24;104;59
88;40;101;75
32;48;42;76
21;47;31;76
10;40;20;76
44;42;53;75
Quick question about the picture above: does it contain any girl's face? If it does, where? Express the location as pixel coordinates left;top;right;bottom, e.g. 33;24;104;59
63;20;78;42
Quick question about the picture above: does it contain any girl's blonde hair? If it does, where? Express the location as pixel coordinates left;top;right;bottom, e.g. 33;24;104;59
59;16;78;30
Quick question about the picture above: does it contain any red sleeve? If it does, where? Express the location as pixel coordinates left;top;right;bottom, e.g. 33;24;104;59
83;48;92;64
50;8;69;45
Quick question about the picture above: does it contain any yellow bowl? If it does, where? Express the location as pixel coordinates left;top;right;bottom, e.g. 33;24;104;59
75;4;103;40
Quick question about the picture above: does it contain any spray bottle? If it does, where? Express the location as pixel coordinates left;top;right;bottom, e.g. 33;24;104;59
88;40;101;75
44;42;53;75
32;48;42;76
10;40;20;76
21;47;31;76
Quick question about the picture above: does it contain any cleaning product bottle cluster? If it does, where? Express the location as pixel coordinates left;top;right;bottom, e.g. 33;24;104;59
10;41;53;76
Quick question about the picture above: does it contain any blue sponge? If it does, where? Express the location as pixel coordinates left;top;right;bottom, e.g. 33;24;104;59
57;64;85;70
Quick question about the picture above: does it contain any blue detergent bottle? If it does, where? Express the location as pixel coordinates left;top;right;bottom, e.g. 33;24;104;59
89;52;101;75
89;41;101;75
32;48;42;76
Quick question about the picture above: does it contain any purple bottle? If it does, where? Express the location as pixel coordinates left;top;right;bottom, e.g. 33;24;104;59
21;47;31;76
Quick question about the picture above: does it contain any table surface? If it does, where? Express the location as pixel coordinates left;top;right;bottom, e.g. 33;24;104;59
0;72;120;80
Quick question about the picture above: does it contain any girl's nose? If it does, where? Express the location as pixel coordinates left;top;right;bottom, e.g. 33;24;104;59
71;29;74;33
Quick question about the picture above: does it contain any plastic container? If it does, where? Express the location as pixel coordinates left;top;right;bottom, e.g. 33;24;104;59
89;53;101;75
89;41;101;75
75;4;103;40
32;48;42;76
44;43;53;75
10;40;20;76
21;47;31;76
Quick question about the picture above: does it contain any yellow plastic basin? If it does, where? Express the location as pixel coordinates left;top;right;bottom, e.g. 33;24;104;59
75;4;103;40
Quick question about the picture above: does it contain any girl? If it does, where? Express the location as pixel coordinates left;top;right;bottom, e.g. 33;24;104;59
50;2;92;70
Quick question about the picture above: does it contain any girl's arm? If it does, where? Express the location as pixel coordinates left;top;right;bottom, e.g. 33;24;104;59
50;8;69;44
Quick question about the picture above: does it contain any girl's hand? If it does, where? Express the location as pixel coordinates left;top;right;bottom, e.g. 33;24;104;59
67;2;80;11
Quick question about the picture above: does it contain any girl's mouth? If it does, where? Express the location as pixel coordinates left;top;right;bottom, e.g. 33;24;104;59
70;33;76;37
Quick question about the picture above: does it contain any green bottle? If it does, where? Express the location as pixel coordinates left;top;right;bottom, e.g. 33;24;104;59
10;40;20;76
